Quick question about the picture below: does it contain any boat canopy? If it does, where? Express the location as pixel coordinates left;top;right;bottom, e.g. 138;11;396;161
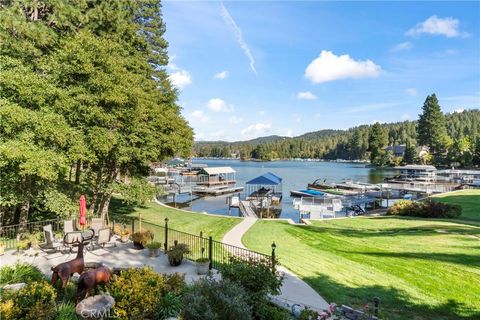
198;167;235;175
246;172;282;185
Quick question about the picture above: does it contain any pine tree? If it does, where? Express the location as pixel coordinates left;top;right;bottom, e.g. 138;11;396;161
417;94;449;156
368;122;388;165
403;139;416;164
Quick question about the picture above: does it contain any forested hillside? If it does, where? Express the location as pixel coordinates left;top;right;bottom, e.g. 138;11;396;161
194;108;480;166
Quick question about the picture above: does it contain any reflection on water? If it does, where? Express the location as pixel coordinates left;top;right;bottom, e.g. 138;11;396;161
164;160;398;221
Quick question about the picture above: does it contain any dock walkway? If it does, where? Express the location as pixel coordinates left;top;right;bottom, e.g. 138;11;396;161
239;200;257;218
222;218;330;313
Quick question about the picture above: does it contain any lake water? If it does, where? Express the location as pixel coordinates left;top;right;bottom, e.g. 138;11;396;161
164;159;396;221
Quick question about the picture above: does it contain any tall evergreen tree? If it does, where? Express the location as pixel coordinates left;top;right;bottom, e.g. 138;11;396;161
403;139;416;164
368;122;388;165
417;94;448;155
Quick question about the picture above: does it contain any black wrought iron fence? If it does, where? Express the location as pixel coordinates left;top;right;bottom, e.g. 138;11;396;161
0;218;59;249
1;218;114;250
133;218;275;271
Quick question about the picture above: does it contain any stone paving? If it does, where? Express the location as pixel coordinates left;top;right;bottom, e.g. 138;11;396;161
0;238;219;284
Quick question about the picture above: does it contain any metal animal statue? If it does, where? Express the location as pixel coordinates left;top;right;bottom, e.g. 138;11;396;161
76;266;113;301
51;241;85;289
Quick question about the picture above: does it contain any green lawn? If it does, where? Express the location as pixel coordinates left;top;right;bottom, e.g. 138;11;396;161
109;198;242;240
433;189;480;222
243;191;480;320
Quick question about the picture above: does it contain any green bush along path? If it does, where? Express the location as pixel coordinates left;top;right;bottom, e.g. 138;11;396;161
242;190;480;320
109;198;242;240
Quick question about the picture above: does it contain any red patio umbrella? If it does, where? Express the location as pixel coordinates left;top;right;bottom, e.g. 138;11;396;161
79;195;87;228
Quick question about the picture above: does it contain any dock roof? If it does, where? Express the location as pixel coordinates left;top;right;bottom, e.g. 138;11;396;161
394;165;437;171
246;172;282;185
198;167;235;175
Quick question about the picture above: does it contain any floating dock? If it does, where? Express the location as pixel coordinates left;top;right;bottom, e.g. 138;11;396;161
192;185;244;196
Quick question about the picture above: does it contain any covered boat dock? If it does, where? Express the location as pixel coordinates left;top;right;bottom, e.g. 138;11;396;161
245;172;283;203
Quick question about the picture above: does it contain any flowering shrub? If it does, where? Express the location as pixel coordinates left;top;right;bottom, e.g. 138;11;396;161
0;280;57;320
106;267;185;320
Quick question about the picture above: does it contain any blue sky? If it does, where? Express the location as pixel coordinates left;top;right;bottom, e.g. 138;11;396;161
163;1;480;141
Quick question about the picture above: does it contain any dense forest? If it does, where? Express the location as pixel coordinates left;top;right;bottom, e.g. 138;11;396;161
195;107;480;167
0;1;193;226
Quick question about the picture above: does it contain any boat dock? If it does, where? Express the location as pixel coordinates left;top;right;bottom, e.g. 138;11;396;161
192;185;244;196
239;200;258;218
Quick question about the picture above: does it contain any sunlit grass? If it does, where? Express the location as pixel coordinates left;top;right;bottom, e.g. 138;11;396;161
243;190;480;320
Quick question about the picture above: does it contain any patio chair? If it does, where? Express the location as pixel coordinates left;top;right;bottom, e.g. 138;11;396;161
90;218;104;236
39;224;62;254
93;228;116;250
63;231;84;253
64;219;75;234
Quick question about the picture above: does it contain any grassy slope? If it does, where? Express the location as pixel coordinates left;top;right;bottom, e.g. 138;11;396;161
433;189;480;222
243;191;480;320
109;198;241;240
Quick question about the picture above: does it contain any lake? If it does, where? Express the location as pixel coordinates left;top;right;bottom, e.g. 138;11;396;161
164;159;397;221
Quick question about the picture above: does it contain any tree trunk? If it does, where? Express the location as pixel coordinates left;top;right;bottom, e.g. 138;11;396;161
19;176;31;231
89;166;104;213
75;160;82;184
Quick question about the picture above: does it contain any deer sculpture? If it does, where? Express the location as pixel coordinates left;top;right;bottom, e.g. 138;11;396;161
76;266;113;301
51;241;85;289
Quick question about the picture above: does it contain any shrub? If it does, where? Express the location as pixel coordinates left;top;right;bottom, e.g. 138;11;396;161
154;292;181;320
221;256;283;319
0;263;45;286
106;267;185;320
131;230;152;245
181;277;252;320
55;302;78;320
146;241;162;249
387;199;462;218
0;280;57;320
256;303;292;320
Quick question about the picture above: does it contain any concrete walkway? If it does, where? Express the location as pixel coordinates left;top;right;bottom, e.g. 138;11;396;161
222;218;330;312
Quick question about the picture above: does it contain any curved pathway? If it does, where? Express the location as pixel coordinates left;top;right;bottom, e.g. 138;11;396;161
222;218;330;312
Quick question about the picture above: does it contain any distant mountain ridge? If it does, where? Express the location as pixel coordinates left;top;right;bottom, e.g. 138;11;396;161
194;109;479;161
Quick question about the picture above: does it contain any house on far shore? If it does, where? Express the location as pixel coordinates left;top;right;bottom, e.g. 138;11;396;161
383;145;430;159
384;145;406;157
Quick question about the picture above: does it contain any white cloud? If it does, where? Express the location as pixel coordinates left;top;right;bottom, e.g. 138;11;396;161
305;51;381;84
189;110;210;123
454;108;465;113
229;116;243;124
241;122;272;137
405;88;418;96
169;70;192;89
297;91;317;100
214;70;229;79
221;3;257;74
401;114;410;120
207;98;234;112
284;129;293;137
258;110;266;116
391;42;413;52
406;15;469;38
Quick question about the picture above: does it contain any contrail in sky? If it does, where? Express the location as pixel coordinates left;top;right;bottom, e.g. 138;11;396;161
221;2;257;74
